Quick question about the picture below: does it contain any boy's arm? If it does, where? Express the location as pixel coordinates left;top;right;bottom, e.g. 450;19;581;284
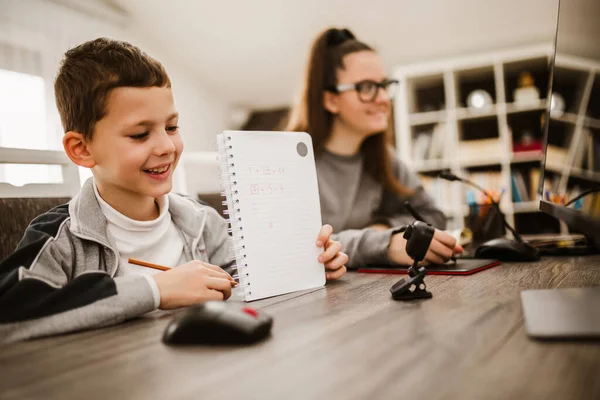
202;207;236;275
0;214;155;343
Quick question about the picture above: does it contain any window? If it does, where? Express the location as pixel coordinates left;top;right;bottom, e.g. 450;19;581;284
0;68;63;186
0;2;129;192
0;39;65;187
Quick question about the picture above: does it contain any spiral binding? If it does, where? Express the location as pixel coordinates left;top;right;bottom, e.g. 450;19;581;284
217;134;252;298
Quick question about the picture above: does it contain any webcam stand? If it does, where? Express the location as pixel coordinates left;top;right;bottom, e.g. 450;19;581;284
390;221;435;301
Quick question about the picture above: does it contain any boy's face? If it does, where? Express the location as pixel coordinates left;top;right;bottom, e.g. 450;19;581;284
88;86;183;201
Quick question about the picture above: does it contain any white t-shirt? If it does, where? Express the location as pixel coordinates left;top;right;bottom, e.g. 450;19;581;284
93;182;187;309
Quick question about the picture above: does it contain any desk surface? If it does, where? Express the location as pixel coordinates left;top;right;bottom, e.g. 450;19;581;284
1;256;600;400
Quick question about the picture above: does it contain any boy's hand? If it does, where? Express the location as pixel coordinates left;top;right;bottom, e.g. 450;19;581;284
152;261;235;309
316;224;348;280
388;228;464;266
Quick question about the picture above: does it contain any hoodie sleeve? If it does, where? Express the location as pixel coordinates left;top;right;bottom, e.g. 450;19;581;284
332;154;446;269
331;227;398;268
202;206;236;275
0;208;156;343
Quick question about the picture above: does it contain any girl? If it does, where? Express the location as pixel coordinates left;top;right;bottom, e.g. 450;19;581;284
287;27;463;268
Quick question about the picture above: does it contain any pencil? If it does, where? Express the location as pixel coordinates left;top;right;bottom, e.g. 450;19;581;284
127;258;238;287
128;258;170;271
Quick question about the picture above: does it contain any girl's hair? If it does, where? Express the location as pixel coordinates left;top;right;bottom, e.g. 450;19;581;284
286;28;411;196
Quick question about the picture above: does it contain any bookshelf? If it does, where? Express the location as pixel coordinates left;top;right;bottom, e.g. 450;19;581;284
393;44;600;233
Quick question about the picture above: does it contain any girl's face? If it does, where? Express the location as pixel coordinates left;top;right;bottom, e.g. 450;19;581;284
324;50;392;138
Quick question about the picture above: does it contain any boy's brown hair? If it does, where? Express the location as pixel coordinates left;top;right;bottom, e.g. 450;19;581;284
54;37;171;140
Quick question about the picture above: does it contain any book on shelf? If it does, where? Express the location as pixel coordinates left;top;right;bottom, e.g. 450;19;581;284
589;132;600;172
429;122;448;160
467;171;504;204
591;133;600;172
511;171;530;203
412;122;448;162
467;171;503;191
419;174;453;213
513;140;543;153
575;128;600;172
566;185;600;215
572;128;589;169
545;144;568;166
458;138;502;161
529;168;541;200
541;174;562;195
413;132;432;162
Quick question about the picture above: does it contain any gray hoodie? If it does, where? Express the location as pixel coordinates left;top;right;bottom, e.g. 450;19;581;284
0;178;233;343
316;149;446;268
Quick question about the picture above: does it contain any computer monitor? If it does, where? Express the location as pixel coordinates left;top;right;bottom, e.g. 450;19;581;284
539;0;600;250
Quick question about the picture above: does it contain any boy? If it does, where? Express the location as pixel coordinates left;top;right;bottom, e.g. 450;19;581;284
0;38;348;343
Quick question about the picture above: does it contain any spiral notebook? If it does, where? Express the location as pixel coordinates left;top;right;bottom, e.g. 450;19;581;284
217;130;326;301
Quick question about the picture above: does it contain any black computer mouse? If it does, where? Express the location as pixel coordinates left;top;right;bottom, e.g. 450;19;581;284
474;238;540;262
162;302;273;345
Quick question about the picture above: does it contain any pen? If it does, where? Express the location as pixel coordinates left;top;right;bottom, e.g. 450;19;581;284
404;201;456;263
499;187;506;203
404;201;426;222
128;258;238;287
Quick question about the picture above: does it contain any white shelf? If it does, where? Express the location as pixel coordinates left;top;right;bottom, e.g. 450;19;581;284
584;117;600;129
505;101;547;114
551;113;578;125
545;162;565;174
568;167;600;183
459;157;503;168
408;110;445;126
512;201;540;213
414;159;450;172
455;106;498;121
394;44;600;233
511;151;544;163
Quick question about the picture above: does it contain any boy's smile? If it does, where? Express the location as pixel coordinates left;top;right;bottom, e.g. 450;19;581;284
144;163;172;180
83;86;183;220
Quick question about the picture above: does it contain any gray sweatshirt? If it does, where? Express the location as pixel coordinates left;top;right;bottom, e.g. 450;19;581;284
0;178;234;343
316;149;446;268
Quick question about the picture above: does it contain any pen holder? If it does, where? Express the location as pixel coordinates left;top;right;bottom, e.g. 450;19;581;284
467;203;506;247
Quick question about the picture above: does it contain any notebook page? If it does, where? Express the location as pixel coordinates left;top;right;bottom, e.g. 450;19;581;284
226;130;325;301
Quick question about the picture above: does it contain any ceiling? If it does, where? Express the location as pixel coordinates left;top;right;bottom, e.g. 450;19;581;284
556;0;600;62
115;0;562;109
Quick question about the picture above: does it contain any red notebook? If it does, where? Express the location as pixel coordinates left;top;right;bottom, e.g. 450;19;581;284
358;258;501;276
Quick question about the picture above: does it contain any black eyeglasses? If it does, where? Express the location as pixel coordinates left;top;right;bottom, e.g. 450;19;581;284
328;79;399;103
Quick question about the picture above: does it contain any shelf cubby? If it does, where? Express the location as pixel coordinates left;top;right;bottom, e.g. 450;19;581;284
552;66;590;114
504;57;550;104
394;44;600;235
586;73;600;120
407;74;445;114
455;66;497;109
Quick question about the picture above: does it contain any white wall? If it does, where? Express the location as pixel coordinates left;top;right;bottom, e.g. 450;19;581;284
0;0;232;153
124;32;232;152
116;0;561;109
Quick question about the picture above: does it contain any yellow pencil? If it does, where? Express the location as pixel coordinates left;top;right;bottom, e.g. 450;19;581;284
128;258;238;287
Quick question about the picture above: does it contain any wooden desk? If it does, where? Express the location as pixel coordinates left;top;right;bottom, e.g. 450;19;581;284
1;256;600;400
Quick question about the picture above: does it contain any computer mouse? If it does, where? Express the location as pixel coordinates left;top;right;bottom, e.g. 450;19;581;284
162;302;273;345
474;238;540;262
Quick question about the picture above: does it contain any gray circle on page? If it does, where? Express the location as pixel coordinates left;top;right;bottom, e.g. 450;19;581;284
297;142;308;157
